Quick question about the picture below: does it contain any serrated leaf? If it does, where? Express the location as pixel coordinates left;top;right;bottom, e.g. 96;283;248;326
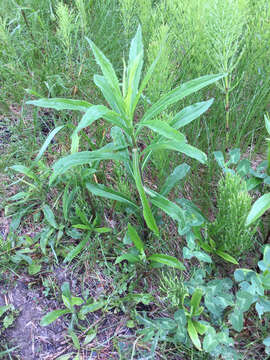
27;98;92;111
148;253;185;270
41;309;70;326
246;193;270;226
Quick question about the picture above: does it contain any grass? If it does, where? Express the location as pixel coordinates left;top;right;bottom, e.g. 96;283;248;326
1;0;270;359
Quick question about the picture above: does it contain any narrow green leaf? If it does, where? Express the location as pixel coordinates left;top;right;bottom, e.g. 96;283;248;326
141;74;225;123
86;37;124;113
42;204;58;229
133;149;159;236
171;99;214;129
94;227;112;233
190;289;204;316
93;75;126;116
216;250;239;265
265;114;270;136
10;165;37;180
64;236;89;263
193;321;208;335
86;183;139;209
40;228;55;255
148;253;185;270
26;98;92;111
144;187;185;226
143;141;207;164
127;223;145;252
63;186;77;222
50;146;125;184
79;300;106;319
74;104;110;134
41;309;70;326
187;318;202;351
35;125;64;161
161;163;190;196
71;297;84;306
246;193;270;226
69;330;80;350
137;119;186;142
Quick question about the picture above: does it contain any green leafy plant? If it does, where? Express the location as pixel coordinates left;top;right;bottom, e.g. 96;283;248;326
26;25;224;240
208;172;256;258
115;223;185;270
229;245;270;354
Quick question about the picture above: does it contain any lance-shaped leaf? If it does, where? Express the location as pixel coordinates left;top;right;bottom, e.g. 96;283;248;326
144;187;185;227
136;119;186;142
143;141;207;164
127;25;143;105
141;73;225;123
188;318;202;351
246;193;270;226
133;149;159;236
50;145;126;184
127;223;145;253
35;125;65;161
86;183;139;210
64;235;90;263
10;165;38;181
161;163;190;196
26;98;92;112
42;204;58;229
41;309;71;326
86;37;125;115
170;99;214;129
148;253;185;270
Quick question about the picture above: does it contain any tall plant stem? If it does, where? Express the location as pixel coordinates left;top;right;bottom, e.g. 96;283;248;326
225;76;230;151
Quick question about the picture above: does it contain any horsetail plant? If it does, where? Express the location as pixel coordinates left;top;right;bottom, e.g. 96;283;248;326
26;25;224;239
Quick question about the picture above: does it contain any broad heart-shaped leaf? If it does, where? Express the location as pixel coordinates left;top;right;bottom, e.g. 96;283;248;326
127;224;145;252
126;25;143;113
132;149;159;236
40;309;70;326
144;187;185;227
64;235;90;263
26;98;92;112
246;193;270;226
187;318;202;351
86;183;139;210
141;73;225;123
143;141;207;164
50;145;126;184
136;119;186;142
42;204;58;229
148;253;185;270
161;163;190;196
35;125;64;161
86;37;124;115
229;290;256;332
170;99;214;129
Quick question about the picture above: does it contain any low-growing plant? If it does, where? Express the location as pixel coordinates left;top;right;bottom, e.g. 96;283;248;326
208;172;256;258
26;25;224;241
